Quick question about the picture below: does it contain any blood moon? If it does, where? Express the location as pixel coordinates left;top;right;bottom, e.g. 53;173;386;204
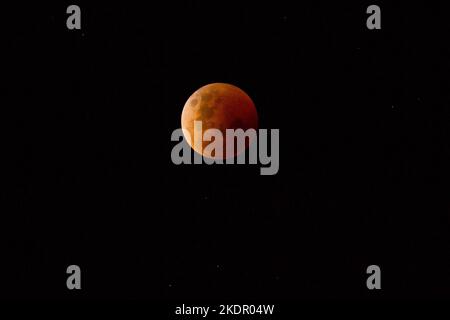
181;83;258;159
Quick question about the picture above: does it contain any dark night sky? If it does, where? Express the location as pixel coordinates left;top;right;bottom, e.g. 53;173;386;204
2;1;450;302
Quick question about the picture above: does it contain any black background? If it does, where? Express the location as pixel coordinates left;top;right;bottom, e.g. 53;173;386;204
2;1;450;301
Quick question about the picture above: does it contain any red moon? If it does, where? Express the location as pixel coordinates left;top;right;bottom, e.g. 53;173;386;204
181;83;258;159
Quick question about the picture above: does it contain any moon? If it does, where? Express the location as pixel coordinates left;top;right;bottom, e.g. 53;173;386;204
181;83;258;159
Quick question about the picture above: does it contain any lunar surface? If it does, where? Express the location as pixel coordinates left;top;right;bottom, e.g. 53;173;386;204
181;83;258;159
